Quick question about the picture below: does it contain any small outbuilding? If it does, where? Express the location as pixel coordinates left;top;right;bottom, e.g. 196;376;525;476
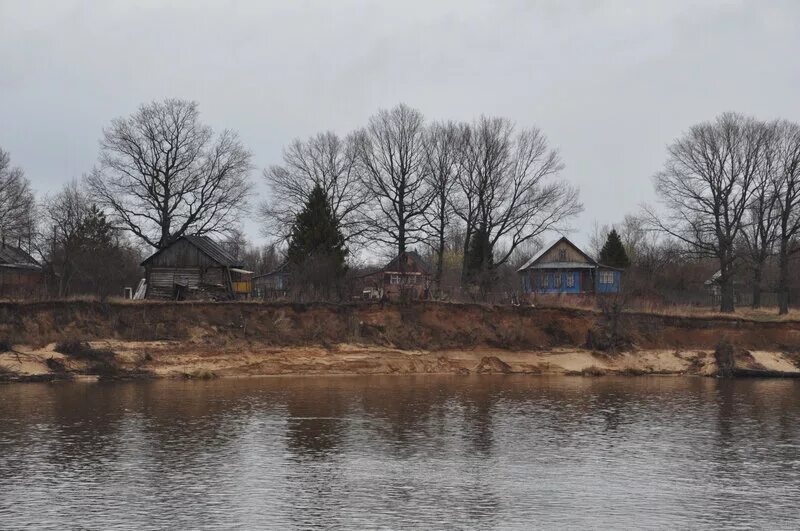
140;235;252;300
517;236;622;295
252;263;290;300
0;243;45;299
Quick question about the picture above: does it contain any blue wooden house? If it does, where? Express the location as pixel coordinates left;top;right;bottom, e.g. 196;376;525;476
517;236;622;295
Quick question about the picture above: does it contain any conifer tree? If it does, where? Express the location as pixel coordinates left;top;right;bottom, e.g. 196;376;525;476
464;224;494;292
598;229;630;268
287;185;348;298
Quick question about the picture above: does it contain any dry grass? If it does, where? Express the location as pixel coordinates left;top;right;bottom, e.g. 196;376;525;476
529;294;800;322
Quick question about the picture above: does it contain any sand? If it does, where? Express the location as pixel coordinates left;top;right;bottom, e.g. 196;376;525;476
2;341;798;381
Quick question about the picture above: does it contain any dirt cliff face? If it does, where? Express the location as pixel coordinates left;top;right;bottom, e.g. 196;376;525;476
1;300;799;351
1;301;799;381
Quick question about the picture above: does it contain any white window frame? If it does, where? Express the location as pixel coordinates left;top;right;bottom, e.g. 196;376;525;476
599;271;614;285
554;273;562;288
566;273;575;288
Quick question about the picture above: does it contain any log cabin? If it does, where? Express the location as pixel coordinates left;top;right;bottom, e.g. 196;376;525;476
140;235;252;300
0;242;45;299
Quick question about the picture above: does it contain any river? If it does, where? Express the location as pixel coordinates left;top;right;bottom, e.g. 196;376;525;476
1;376;799;529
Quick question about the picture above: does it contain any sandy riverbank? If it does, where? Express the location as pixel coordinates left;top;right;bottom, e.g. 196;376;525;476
1;340;798;382
1;300;799;381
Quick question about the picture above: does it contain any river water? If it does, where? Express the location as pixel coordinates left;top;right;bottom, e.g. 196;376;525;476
1;375;799;529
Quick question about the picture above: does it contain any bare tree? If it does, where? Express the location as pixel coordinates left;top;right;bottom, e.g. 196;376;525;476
647;113;769;312
454;116;580;287
421;121;463;288
261;131;369;247
42;180;142;299
773;120;800;315
588;220;610;259
357;103;431;257
42;180;90;296
741;123;780;308
0;147;35;248
87;98;252;249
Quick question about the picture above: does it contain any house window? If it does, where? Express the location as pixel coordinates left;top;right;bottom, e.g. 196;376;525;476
554;273;562;288
566;273;575;288
390;274;401;285
559;249;567;261
599;271;614;285
542;273;549;288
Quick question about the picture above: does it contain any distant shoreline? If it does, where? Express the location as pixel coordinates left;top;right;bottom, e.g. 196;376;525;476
1;301;799;382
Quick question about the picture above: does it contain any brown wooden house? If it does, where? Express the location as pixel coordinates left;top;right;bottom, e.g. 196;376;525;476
359;251;432;300
140;235;252;300
0;243;45;299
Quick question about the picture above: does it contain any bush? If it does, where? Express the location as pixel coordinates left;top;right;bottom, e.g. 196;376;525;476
46;357;68;374
54;340;115;363
183;369;217;380
714;339;735;378
54;339;119;378
566;365;607;376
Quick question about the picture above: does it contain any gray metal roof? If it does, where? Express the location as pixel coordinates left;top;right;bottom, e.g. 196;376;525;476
182;235;241;267
517;236;597;272
383;251;431;275
141;235;242;267
0;244;41;270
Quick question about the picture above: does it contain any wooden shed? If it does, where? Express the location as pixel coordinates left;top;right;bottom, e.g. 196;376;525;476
0;243;45;299
140;235;252;300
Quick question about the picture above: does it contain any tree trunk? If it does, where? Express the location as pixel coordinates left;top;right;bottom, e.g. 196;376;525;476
719;261;735;313
397;221;405;258
460;228;472;286
751;265;762;309
778;237;790;315
720;279;735;313
435;227;444;290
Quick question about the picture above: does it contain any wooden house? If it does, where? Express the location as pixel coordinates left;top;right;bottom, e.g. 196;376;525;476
517;236;622;295
0;243;45;299
359;251;432;300
140;235;253;300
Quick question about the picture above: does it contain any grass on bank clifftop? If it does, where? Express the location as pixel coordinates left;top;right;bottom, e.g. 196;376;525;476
0;294;798;323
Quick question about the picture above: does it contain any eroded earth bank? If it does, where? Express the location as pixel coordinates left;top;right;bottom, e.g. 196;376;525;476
1;301;799;381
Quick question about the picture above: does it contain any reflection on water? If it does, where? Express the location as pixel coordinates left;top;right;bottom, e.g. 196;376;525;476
1;376;799;529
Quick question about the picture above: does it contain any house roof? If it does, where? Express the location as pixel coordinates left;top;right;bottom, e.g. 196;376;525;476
141;235;242;267
517;236;597;272
524;261;598;270
0;244;41;270
252;262;289;280
383;251;432;275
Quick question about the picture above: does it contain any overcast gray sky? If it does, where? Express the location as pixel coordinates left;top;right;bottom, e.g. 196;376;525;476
2;0;800;249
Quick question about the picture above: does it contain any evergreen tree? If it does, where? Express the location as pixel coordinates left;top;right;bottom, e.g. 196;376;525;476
76;205;115;251
598;229;630;268
286;185;348;298
464;224;494;291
